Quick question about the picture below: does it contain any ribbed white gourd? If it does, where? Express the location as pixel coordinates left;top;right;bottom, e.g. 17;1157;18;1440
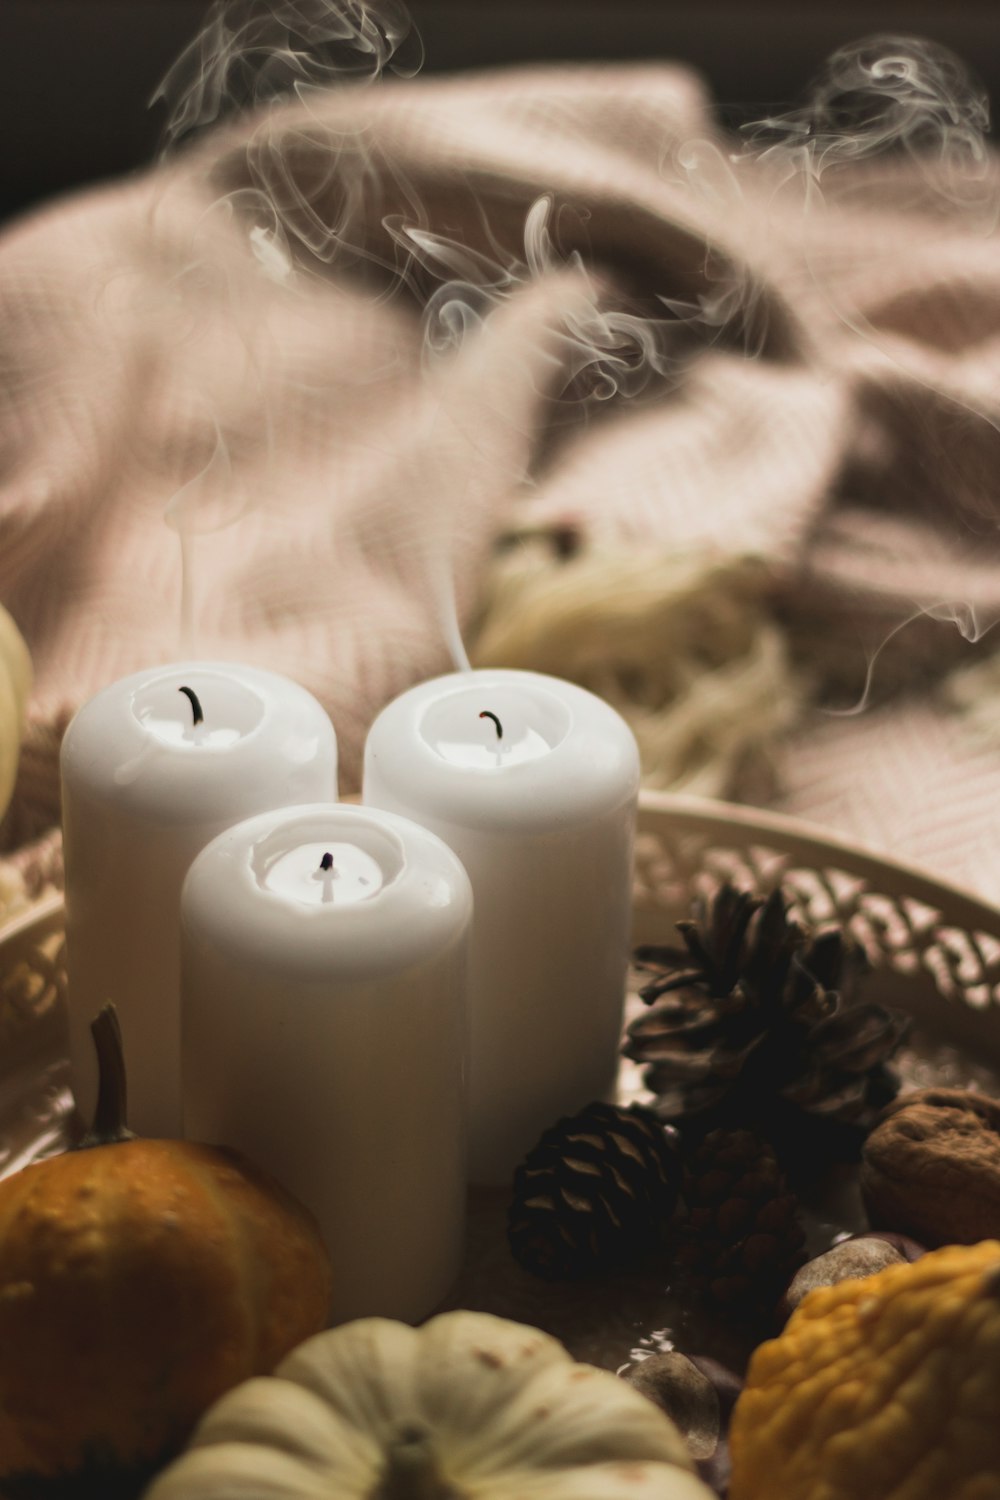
0;605;30;820
146;1310;715;1500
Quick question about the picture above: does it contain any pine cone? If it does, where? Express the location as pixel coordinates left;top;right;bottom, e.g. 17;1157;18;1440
624;881;909;1158
677;1128;805;1311
508;1102;682;1280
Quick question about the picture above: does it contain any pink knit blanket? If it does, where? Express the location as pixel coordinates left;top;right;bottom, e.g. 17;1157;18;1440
3;59;1000;894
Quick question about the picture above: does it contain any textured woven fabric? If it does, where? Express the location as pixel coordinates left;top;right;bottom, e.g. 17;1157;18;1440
2;63;1000;893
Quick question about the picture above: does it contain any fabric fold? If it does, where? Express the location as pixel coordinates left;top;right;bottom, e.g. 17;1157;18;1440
2;60;1000;894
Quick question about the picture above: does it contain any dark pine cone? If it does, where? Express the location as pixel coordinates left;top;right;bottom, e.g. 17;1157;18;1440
508;1101;682;1280
677;1128;806;1313
623;881;909;1162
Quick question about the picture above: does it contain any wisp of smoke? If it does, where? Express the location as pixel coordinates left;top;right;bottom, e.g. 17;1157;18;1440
153;0;421;153
748;33;992;208
358;195;688;672
146;7;999;695
163;420;237;656
823;603;987;719
394;194;682;406
150;0;700;667
145;0;425;655
156;0;692;665
737;35;1000;688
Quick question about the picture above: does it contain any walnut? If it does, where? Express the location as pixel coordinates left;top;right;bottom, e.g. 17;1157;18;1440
860;1088;1000;1246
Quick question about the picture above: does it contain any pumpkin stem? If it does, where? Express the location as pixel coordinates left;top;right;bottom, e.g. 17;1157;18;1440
78;1003;136;1149
374;1424;460;1500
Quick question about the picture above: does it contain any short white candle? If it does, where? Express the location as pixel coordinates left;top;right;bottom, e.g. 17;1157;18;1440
363;669;640;1183
60;661;337;1138
181;803;471;1325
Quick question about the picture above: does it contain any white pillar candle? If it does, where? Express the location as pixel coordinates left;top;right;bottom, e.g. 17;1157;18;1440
180;803;471;1325
60;661;337;1138
363;669;640;1183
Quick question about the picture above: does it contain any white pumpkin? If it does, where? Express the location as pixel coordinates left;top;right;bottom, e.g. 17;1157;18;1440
0;604;30;821
146;1310;716;1499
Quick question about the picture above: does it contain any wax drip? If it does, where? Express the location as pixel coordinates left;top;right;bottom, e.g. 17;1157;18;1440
479;711;503;740
178;685;204;726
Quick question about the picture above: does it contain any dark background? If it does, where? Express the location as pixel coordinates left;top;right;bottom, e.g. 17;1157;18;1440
3;1;999;221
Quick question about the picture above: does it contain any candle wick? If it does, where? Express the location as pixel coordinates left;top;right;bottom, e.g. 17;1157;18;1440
313;851;337;904
178;685;204;726
479;710;503;740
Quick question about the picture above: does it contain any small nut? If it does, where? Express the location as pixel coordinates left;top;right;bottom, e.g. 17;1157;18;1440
862;1230;926;1264
861;1088;1000;1246
685;1355;743;1422
624;1353;719;1458
780;1236;907;1318
623;1351;741;1461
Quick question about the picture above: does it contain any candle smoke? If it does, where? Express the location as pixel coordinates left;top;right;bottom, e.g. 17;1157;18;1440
143;5;999;686
151;0;424;659
154;0;421;151
148;0;769;670
747;36;1000;700
748;36;992;197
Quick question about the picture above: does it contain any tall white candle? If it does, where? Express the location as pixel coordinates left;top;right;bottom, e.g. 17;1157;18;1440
60;661;337;1138
181;803;471;1325
363;669;640;1183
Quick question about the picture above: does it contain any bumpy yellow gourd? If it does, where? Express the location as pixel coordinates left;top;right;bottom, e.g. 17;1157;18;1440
147;1310;717;1500
0;603;30;819
729;1240;1000;1500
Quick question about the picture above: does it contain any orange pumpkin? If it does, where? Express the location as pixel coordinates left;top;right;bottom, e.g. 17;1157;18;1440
0;1006;332;1488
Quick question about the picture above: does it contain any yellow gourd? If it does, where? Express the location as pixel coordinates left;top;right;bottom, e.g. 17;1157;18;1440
0;602;31;819
729;1240;1000;1500
147;1310;717;1500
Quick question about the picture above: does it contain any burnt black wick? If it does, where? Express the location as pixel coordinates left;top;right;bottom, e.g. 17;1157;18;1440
178;685;204;726
319;852;334;872
479;710;503;740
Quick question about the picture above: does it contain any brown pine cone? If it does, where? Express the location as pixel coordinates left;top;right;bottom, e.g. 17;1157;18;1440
507;1101;682;1280
625;881;908;1164
676;1127;806;1312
